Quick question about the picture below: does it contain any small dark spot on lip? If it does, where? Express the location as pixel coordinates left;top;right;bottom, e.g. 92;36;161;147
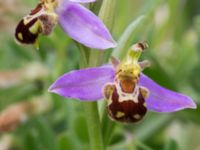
138;42;149;51
138;43;144;50
107;85;147;123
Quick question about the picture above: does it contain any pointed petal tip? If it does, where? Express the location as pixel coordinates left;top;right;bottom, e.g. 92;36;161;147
48;65;115;101
140;73;197;113
174;98;197;112
177;95;197;110
111;40;118;47
47;84;62;97
145;97;197;113
48;83;91;101
99;40;117;50
47;85;54;93
188;99;197;109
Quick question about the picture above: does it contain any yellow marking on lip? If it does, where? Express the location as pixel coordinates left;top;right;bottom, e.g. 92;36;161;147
133;114;141;119
143;102;147;107
107;98;112;106
140;87;149;99
104;84;114;106
18;33;23;40
116;111;125;118
29;20;40;34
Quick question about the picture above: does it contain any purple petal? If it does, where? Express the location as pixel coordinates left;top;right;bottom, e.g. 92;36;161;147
57;2;116;49
69;0;96;3
48;65;115;101
139;73;197;113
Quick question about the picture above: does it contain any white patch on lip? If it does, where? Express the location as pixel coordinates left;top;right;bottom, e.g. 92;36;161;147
115;82;140;103
133;114;141;119
143;102;147;107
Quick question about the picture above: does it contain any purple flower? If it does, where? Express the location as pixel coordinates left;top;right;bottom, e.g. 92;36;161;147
48;42;196;123
15;0;116;49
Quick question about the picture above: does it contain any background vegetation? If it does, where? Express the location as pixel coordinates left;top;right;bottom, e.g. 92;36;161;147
0;0;200;150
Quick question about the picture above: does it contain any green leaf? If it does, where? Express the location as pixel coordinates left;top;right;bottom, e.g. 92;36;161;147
57;134;73;150
23;129;42;150
112;15;146;59
133;113;171;141
73;115;89;143
20;117;56;150
164;139;179;150
39;119;56;148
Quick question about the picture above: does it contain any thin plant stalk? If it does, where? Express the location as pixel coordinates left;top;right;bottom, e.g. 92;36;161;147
81;1;117;150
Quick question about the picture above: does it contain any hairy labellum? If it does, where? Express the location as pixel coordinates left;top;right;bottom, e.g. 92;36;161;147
15;0;58;45
104;82;148;123
15;18;40;44
104;67;149;123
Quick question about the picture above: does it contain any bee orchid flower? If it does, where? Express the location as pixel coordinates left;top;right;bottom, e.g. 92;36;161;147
15;0;116;49
48;42;196;123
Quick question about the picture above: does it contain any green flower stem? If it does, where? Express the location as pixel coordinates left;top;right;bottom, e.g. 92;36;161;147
80;47;104;150
83;49;104;150
88;0;117;66
79;1;117;150
74;38;104;150
112;15;146;59
74;41;89;68
98;0;117;147
74;45;104;150
89;0;103;14
72;27;104;150
84;102;104;150
102;109;115;147
99;0;116;30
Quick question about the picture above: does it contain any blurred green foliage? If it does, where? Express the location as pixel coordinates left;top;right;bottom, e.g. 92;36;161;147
0;0;199;150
